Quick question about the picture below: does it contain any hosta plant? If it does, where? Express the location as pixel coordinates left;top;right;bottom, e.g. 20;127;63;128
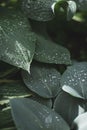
0;0;87;130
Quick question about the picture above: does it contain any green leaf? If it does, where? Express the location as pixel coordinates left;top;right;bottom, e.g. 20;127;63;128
72;112;87;130
22;62;61;98
30;94;52;108
0;127;16;130
72;12;87;22
54;0;76;21
21;0;56;21
0;109;15;129
53;90;85;126
0;80;32;104
10;98;70;130
0;9;36;73
61;62;87;99
34;35;71;65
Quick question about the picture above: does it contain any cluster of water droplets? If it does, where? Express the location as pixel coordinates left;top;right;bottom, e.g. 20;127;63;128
21;0;55;21
22;63;61;98
0;10;37;72
35;36;71;64
61;62;87;99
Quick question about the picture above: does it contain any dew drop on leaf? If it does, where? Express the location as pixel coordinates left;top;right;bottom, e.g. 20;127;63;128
61;62;87;99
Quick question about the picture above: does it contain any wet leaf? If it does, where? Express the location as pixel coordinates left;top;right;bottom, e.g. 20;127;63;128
53;90;85;126
0;9;36;73
72;112;87;130
21;0;56;21
34;35;71;65
10;98;70;130
22;62;61;98
30;94;52;108
61;62;87;99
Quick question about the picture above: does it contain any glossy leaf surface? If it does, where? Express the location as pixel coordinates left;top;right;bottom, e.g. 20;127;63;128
34;35;71;65
30;94;52;108
61;62;87;99
53;90;85;125
22;62;61;98
10;98;70;130
0;9;36;72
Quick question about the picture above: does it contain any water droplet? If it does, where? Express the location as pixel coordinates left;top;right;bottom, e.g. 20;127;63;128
55;116;60;122
44;79;47;82
72;79;74;81
52;75;56;79
82;79;85;82
45;114;52;128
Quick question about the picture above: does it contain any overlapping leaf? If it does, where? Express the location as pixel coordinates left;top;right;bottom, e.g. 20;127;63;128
22;62;61;98
30;95;52;108
10;98;70;130
53;90;85;125
0;81;31;104
21;0;56;21
0;9;36;72
72;112;87;130
61;62;87;99
34;35;71;65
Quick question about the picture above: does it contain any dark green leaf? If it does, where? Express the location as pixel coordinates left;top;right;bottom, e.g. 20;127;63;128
22;62;61;98
0;127;16;130
61;62;87;99
0;109;15;129
0;9;36;73
53;90;85;126
21;0;56;21
34;35;71;65
72;112;87;130
72;12;87;22
10;98;70;130
0;81;32;104
30;94;52;108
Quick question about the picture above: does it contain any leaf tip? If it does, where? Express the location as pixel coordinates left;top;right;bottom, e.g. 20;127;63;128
62;85;84;99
